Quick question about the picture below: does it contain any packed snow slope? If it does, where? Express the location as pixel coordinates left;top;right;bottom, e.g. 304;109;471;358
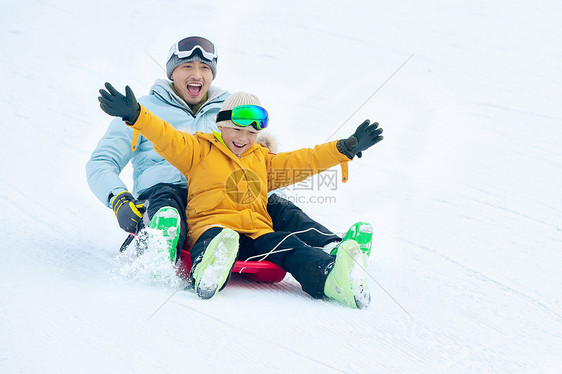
2;1;561;373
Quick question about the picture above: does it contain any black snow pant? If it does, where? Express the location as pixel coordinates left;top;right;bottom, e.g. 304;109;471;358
267;193;341;248
137;183;188;261
191;227;336;299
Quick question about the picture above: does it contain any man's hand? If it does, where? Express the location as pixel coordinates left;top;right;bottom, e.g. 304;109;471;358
98;82;141;125
111;191;146;233
337;120;383;159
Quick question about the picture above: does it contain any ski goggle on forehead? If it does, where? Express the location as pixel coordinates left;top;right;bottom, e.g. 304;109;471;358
216;105;269;130
166;36;217;62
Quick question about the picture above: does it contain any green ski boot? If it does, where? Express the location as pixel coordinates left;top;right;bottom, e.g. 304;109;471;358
192;228;239;300
330;222;373;256
149;207;181;262
324;240;370;309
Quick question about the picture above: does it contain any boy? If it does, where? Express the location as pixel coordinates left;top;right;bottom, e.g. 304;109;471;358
98;83;383;309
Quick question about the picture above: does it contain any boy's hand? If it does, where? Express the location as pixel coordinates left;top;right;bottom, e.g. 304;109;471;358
98;82;141;125
337;120;383;159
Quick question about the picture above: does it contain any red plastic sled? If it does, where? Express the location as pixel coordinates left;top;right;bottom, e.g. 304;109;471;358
177;249;286;283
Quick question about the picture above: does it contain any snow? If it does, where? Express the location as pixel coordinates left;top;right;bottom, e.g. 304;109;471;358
2;0;562;372
115;229;184;289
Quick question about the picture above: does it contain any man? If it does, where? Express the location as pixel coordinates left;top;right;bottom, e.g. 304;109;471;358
87;36;370;262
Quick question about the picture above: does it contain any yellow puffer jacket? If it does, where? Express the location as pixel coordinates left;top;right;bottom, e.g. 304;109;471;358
132;105;351;248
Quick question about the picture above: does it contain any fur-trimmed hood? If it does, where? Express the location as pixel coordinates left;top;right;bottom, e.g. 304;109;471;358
256;131;278;153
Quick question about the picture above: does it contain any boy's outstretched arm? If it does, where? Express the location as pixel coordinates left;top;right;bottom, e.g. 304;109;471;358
337;120;383;159
98;82;200;176
267;120;384;190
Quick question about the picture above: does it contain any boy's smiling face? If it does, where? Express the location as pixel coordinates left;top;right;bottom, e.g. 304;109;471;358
218;126;259;157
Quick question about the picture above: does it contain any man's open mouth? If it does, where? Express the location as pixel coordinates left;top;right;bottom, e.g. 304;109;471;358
187;82;202;96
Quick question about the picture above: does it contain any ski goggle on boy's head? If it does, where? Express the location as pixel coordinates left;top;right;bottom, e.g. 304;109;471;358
216;105;269;130
166;36;217;62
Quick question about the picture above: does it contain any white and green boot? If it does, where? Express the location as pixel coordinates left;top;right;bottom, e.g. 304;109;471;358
192;228;239;300
324;240;371;309
330;222;373;256
149;207;181;262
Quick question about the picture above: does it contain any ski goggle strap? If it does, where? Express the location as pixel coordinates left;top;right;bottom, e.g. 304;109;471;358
216;105;269;130
166;36;217;62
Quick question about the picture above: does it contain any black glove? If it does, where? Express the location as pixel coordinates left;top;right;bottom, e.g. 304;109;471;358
337;120;383;159
98;82;141;125
111;191;146;233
